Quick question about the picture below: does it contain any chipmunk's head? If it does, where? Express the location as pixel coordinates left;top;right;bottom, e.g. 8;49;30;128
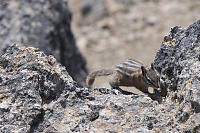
141;63;160;88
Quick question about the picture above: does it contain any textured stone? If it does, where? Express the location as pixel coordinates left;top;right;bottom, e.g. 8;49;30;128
153;20;200;132
2;20;200;132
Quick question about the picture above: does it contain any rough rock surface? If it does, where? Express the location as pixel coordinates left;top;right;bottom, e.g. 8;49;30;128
0;0;87;85
0;45;90;132
154;20;200;132
1;20;200;132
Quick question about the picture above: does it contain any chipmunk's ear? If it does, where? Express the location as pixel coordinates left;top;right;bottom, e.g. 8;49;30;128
150;63;154;69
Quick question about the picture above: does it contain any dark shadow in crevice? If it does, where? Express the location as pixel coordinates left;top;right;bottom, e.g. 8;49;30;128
28;109;45;133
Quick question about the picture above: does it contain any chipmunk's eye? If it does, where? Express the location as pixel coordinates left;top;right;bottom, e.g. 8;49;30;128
146;75;151;81
144;73;159;88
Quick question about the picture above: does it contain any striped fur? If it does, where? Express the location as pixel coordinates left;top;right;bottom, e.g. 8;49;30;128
86;59;160;95
115;59;143;77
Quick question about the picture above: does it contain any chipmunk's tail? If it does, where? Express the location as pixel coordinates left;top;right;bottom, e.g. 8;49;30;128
86;69;113;87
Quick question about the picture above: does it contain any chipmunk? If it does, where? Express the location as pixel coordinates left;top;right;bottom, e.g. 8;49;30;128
86;59;160;95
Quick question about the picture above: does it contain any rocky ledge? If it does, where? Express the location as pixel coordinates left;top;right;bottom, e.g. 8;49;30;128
1;20;200;132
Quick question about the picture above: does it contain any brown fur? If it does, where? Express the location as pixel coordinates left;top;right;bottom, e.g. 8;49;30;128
86;59;160;94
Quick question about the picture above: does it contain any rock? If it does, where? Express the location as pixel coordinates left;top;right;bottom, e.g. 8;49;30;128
0;42;167;132
2;20;200;132
0;44;89;132
0;0;87;86
0;44;161;132
153;19;200;132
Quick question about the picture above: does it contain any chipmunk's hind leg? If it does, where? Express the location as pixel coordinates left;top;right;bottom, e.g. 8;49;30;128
108;74;121;91
108;72;120;88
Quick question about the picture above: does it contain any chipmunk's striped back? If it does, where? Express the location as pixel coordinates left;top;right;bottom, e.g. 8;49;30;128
86;58;161;96
115;59;143;77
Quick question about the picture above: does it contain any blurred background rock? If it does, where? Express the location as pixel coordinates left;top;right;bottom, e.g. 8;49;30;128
68;0;200;89
0;0;88;86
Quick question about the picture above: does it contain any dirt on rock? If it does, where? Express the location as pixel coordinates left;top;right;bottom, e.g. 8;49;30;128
68;0;200;92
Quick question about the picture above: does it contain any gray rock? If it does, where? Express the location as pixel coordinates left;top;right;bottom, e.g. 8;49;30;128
0;44;90;132
0;0;87;86
153;20;200;132
2;20;200;132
